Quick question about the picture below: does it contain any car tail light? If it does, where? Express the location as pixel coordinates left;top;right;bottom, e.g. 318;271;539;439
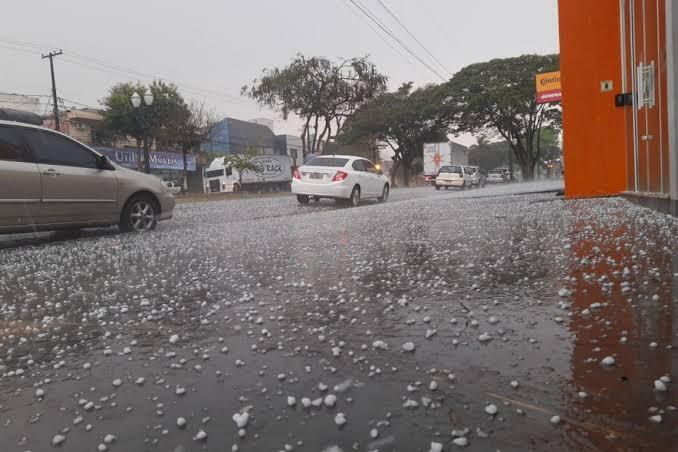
332;171;348;182
293;168;301;180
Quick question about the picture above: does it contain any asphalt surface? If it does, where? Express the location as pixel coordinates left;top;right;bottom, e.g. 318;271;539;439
1;181;678;452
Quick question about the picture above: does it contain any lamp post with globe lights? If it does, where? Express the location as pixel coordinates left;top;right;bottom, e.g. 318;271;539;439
130;89;154;174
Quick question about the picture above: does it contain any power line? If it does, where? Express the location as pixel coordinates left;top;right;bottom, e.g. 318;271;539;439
0;43;43;56
58;55;247;106
43;96;52;118
375;0;452;76
58;97;99;110
339;0;414;64
0;37;249;106
345;0;447;81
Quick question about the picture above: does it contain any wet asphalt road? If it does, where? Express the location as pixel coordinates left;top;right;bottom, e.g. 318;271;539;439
1;182;678;452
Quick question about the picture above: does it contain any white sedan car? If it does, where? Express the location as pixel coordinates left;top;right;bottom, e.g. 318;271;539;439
292;155;390;206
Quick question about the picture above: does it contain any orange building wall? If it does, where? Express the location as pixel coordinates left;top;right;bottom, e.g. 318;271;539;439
558;0;628;198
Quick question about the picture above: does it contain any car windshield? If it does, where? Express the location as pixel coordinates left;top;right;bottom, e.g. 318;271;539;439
305;157;349;167
205;168;224;178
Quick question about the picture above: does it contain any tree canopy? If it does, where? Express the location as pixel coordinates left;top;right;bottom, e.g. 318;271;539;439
468;136;510;171
340;82;450;186
242;54;387;157
101;80;187;150
443;54;561;179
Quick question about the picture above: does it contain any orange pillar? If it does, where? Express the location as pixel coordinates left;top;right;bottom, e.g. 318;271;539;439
558;0;629;198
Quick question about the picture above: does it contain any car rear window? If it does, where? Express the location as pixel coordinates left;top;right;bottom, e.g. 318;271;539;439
306;157;349;167
440;165;462;174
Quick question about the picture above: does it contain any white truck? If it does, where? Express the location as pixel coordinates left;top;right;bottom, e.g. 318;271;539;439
205;154;292;193
423;141;469;184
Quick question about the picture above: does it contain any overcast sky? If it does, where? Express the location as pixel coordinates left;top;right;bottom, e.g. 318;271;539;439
1;0;559;141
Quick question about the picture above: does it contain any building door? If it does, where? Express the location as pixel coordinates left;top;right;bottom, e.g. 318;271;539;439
622;0;670;194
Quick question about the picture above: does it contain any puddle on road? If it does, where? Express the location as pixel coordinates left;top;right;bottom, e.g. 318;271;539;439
563;204;678;451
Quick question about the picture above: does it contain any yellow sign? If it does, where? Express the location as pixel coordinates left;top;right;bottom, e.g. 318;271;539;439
536;71;561;92
536;71;561;103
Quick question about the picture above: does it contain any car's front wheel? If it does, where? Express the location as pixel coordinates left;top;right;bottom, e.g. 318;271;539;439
120;194;158;233
435;185;441;191
297;195;310;205
378;184;389;203
349;186;361;207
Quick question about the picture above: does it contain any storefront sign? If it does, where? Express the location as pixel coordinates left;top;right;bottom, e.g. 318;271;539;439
94;147;196;171
536;71;562;104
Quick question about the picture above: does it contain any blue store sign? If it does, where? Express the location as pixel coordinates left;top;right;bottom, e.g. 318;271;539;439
94;147;196;172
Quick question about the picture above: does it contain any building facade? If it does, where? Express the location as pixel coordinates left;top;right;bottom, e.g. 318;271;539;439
248;117;275;133
42;108;107;146
558;0;678;213
0;93;43;116
205;117;280;156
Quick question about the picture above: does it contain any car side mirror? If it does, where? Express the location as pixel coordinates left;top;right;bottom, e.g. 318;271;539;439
98;155;115;170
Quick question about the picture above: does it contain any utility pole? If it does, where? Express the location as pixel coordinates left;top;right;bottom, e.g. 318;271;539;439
41;50;63;131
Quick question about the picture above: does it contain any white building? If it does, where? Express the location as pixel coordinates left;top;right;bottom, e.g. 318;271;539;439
0;92;44;116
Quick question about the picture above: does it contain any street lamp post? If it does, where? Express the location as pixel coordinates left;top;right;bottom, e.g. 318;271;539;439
131;90;154;174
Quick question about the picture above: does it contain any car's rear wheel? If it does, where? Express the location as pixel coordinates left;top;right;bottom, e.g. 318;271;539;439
120;194;158;233
435;185;441;191
297;195;310;205
378;184;389;203
349;186;361;207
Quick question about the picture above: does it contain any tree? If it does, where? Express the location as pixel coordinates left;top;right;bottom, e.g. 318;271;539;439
175;100;219;191
468;136;510;171
242;54;387;158
223;147;262;191
340;82;450;187
101;80;186;173
536;126;562;177
101;81;147;146
444;54;561;180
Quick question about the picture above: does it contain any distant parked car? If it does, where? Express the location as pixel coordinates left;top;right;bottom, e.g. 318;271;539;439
467;166;486;187
162;180;182;195
0;120;176;233
486;170;506;184
435;165;472;190
292;155;390;206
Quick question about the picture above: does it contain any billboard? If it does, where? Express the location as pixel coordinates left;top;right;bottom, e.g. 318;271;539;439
536;71;562;104
94;147;196;172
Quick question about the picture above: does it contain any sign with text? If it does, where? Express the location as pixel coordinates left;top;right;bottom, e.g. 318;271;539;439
536;71;562;104
94;147;196;172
